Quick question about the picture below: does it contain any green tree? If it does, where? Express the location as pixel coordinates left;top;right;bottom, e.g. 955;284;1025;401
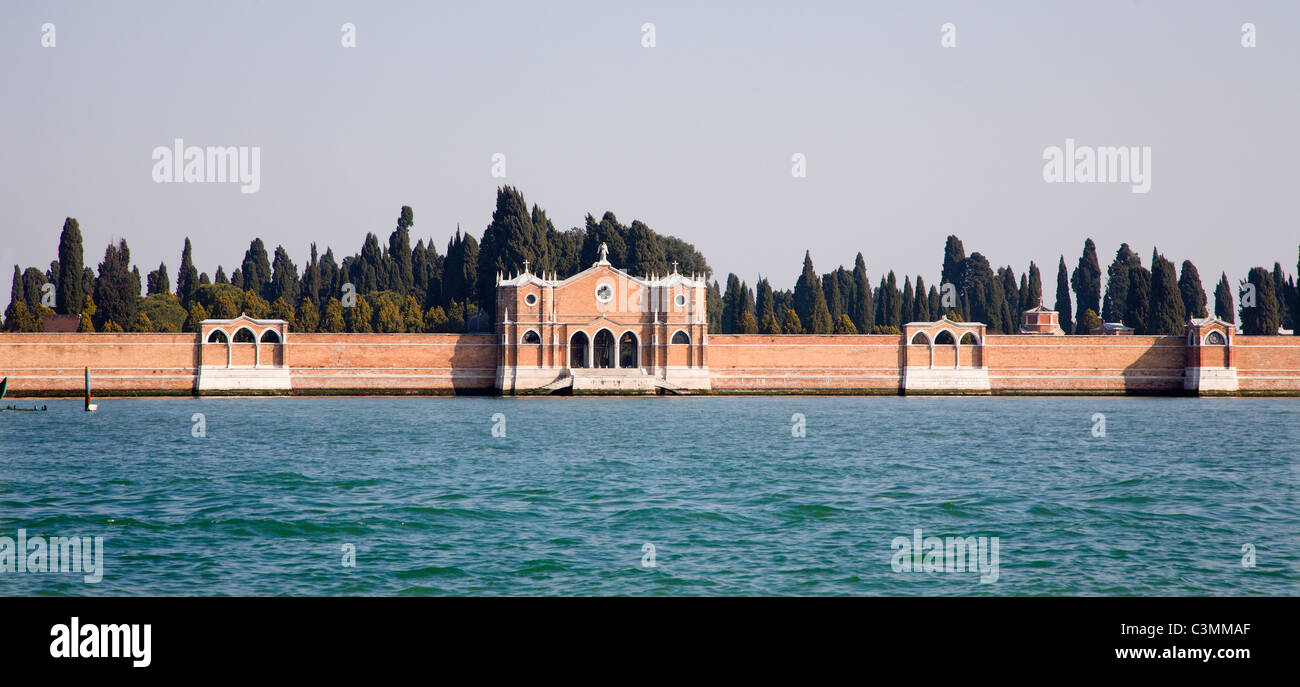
1079;308;1102;332
737;310;758;334
1240;267;1280;335
270;296;296;329
322;298;346;333
4;301;38;332
914;276;930;321
1054;257;1073;333
900;276;914;326
940;235;966;316
1125;257;1151;334
130;310;153;333
140;293;186;332
1178;260;1208;319
781;307;803;334
1214;273;1234;323
755;278;775;325
833;313;858;334
267;246;300;306
424;305;448;333
389;206;415;295
240;238;272;300
184;302;209;333
477;187;549;318
146;262;170;296
402;295;424;332
760;311;781;334
346;295;374;333
56;217;85;315
1148;249;1186;335
177;238;199;306
1102;244;1135;323
243;290;270;319
212;292;239;319
1071;239;1101;335
297;298;320;333
793;252;822;330
851;252;873;333
93;240;139;331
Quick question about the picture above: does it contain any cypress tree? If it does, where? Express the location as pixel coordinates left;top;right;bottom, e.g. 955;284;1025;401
1272;263;1292;331
851;253;873;333
883;271;902;329
823;273;843;322
809;288;833;334
1054;257;1073;333
5;265;24;327
56;217;85;315
927;285;940;322
146;262;171;296
1102;244;1134;323
1027;261;1043;308
241;238;272;299
900;276;914;325
940;235;966;295
793;252;821;329
706;280;723;333
93;240;139;330
1178;260;1207;320
1071;239;1102;335
389;206;415;295
268;245;300;306
22;267;45;313
1214;273;1234;323
914;276;930;321
1240;267;1280;335
1000;267;1020;332
215;265;228;284
177;238;199;307
755;278;775;324
1148;249;1186;335
722;274;743;333
1125;257;1151;334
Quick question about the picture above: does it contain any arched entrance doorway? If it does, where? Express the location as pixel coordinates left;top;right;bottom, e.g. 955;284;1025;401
569;331;589;368
619;332;638;368
593;329;615;368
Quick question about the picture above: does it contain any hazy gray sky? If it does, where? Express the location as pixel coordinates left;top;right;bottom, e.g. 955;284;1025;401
2;1;1297;303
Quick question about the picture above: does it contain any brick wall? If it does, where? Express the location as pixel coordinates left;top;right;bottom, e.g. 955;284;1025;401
707;334;904;392
2;332;1297;396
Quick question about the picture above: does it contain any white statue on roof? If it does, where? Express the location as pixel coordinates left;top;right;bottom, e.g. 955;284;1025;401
597;242;609;265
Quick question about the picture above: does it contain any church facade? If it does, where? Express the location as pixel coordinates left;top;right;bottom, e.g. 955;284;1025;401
493;244;712;393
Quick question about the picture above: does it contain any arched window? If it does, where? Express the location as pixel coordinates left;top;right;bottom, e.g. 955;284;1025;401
909;331;930;345
960;332;978;345
233;328;256;343
521;329;541;344
671;330;690;345
934;330;955;345
593;330;615;368
1205;330;1226;346
569;331;589;368
260;329;281;344
619;332;638;368
207;330;229;343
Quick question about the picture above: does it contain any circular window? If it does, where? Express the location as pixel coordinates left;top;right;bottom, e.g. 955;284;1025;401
595;283;614;303
524;293;538;306
674;294;687;308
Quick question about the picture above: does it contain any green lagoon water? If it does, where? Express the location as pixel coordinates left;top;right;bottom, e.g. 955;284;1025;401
0;396;1296;595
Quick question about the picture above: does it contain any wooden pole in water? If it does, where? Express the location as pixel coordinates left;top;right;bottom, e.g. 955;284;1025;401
84;367;96;412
